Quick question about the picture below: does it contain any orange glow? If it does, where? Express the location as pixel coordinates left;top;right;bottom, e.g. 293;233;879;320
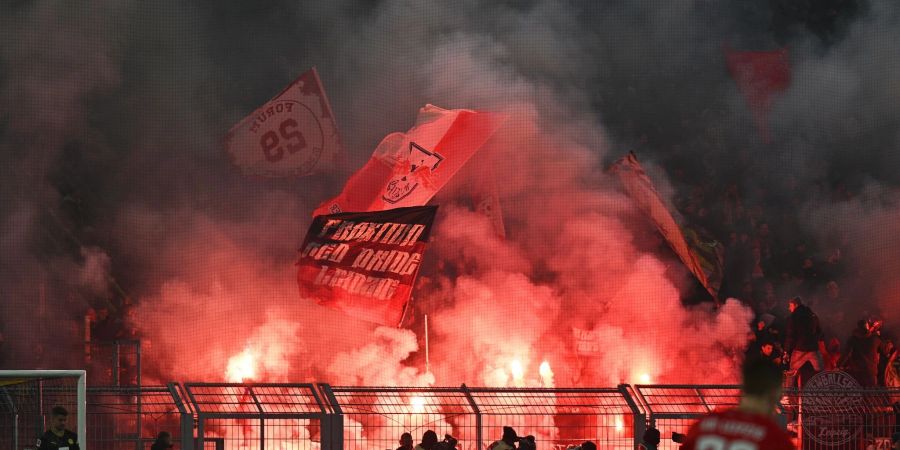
539;361;554;387
615;416;624;432
410;395;426;413
539;361;552;378
226;347;258;382
638;373;652;384
510;359;525;384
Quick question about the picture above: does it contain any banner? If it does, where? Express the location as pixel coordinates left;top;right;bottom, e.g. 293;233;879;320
297;206;438;326
225;67;343;177
724;46;791;144
313;104;503;216
611;152;724;298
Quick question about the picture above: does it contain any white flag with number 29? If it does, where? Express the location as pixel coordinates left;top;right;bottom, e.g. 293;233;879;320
225;67;343;177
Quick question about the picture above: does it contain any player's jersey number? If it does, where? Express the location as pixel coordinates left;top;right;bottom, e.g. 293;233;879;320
696;436;757;450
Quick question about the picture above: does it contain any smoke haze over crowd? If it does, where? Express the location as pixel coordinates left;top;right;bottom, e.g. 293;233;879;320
1;0;898;388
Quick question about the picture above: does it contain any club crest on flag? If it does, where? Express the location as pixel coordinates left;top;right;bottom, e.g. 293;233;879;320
312;104;504;217
383;142;444;204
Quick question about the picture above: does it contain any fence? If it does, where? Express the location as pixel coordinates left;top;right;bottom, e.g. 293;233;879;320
182;383;341;450
87;385;187;450
323;385;643;450
2;381;898;450
0;374;83;450
632;385;743;450
783;387;900;450
633;384;900;450
86;341;142;388
464;386;643;450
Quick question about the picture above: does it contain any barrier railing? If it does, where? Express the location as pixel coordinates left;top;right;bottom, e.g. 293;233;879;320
633;385;743;450
88;385;183;450
320;384;643;450
633;384;900;450
783;387;900;450
3;381;897;450
0;383;182;450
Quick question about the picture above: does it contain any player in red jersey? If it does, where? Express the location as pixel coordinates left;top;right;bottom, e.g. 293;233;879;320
681;357;794;450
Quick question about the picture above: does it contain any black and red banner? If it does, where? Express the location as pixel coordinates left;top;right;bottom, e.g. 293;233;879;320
297;206;438;326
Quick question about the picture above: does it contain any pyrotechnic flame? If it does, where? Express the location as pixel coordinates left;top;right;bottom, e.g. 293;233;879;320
410;396;426;413
539;361;554;387
614;416;624;432
226;347;258;382
638;373;652;384
509;359;525;385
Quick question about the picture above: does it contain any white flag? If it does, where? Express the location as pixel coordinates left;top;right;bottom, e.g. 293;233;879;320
225;67;343;177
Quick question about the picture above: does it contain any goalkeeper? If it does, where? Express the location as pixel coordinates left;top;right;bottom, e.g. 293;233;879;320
37;406;80;450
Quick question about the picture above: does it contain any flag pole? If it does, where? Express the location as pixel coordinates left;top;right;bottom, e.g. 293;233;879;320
310;66;349;174
397;297;413;328
424;314;430;376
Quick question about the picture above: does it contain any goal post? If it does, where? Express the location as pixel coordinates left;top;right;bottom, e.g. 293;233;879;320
0;370;86;450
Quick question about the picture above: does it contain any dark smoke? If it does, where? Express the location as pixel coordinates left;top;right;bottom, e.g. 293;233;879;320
1;0;897;388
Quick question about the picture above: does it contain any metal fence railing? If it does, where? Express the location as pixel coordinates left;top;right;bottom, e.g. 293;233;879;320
86;341;142;388
2;379;898;450
0;376;82;450
633;384;900;450
87;385;186;450
0;381;181;450
465;386;643;450
633;385;744;450
323;386;476;450
322;385;643;450
785;387;900;450
182;383;341;450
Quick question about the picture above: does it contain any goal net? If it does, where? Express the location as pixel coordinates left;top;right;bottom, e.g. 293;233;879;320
0;370;86;450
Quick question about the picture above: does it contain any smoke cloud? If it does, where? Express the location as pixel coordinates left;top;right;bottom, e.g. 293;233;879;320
1;0;897;400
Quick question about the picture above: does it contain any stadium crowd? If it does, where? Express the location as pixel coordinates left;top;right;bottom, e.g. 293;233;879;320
664;146;900;389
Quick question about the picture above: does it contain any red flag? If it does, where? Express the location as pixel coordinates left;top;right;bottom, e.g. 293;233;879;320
297;206;438;326
314;105;503;216
611;152;724;298
725;46;791;144
225;67;343;177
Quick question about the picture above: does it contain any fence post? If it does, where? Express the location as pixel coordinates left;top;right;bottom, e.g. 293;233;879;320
618;385;645;450
168;383;194;450
460;384;482;450
136;346;143;450
319;384;344;450
2;389;18;450
244;386;266;450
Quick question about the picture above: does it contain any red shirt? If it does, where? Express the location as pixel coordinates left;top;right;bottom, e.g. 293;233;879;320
681;409;794;450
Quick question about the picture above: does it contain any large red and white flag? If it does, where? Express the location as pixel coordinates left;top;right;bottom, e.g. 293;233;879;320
297;206;438;326
313;104;503;216
225;67;343;177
